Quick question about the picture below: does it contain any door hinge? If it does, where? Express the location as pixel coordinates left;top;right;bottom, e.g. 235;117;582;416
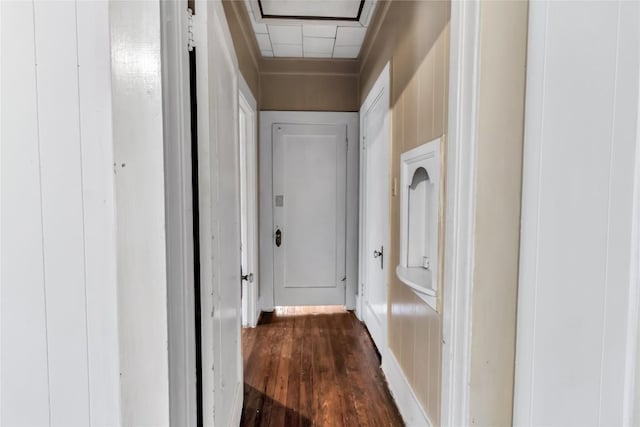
187;8;196;51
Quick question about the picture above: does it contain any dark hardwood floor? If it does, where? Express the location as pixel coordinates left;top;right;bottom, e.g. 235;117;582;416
241;306;404;427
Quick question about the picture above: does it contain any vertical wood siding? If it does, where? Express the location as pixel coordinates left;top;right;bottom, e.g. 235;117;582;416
1;1;121;425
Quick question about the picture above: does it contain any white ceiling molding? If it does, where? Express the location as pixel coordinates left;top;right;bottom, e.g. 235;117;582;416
243;0;377;59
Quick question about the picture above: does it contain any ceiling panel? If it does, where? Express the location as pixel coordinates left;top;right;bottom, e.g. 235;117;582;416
272;43;303;57
335;26;367;46
259;0;363;20
303;37;335;55
255;33;273;51
332;45;361;59
268;25;303;44
303;24;337;39
304;52;332;58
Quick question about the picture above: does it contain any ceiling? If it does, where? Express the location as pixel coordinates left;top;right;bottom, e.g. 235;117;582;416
244;0;377;59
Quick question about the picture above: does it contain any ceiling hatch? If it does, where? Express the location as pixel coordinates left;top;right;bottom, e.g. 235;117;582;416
244;0;377;59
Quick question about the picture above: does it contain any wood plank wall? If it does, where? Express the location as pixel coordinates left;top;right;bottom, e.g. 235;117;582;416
1;1;121;424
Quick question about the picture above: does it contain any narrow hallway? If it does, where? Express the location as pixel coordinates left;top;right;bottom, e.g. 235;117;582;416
241;307;404;426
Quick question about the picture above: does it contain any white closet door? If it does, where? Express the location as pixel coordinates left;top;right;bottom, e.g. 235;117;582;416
272;123;348;306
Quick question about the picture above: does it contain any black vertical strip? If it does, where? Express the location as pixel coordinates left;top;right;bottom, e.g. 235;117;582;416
189;48;204;427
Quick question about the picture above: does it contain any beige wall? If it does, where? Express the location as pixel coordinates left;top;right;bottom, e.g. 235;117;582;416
260;72;359;112
469;2;527;425
259;58;359;111
222;0;260;100
359;1;450;423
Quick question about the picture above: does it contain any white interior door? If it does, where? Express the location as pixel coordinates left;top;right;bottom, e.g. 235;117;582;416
273;123;348;306
195;1;243;425
238;80;259;327
360;64;390;353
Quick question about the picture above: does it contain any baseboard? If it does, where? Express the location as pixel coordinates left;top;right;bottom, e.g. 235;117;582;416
228;382;243;427
381;350;433;427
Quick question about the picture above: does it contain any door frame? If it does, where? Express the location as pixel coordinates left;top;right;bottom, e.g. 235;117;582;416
440;0;482;425
238;74;260;327
160;1;198;426
357;62;390;351
259;111;359;311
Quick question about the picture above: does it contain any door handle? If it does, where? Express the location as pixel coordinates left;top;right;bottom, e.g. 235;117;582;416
241;272;254;283
275;228;282;247
373;246;384;269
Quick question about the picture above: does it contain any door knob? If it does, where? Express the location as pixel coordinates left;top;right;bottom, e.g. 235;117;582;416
241;273;254;283
275;228;282;247
373;246;384;269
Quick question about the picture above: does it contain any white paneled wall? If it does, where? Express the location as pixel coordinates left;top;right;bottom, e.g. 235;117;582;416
514;1;640;425
1;1;120;425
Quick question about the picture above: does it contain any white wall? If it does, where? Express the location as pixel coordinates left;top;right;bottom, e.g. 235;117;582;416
514;1;640;425
160;1;198;426
1;1;121;425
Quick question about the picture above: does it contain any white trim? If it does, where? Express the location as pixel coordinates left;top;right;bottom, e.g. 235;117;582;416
228;382;244;427
238;73;257;111
259;111;359;311
626;111;640;424
397;138;441;310
160;1;198;426
382;350;433;427
440;0;481;425
238;75;260;327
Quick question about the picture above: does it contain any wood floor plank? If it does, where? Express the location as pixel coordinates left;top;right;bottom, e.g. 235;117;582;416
329;311;363;427
268;312;293;426
284;314;302;426
297;314;314;427
241;307;404;427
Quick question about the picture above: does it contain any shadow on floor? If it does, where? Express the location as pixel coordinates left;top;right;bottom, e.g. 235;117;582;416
241;383;312;427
